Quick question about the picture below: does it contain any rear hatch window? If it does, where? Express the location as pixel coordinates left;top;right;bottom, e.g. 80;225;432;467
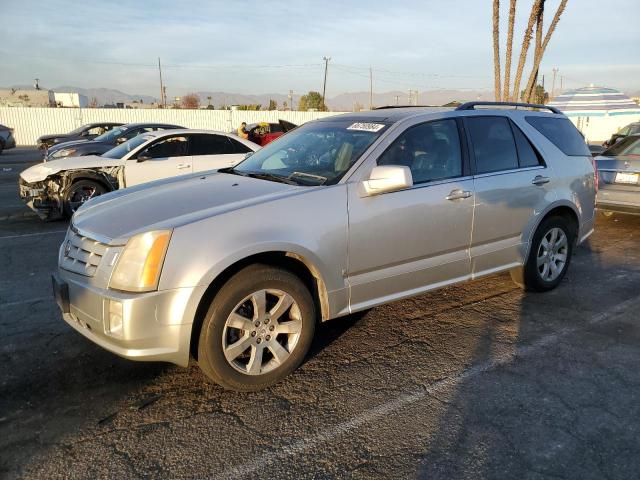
526;116;590;156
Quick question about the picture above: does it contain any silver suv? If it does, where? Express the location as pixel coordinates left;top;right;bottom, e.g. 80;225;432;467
53;102;596;391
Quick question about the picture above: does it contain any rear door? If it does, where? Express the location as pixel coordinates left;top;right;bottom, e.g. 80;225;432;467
466;116;552;275
124;134;191;186
190;134;252;173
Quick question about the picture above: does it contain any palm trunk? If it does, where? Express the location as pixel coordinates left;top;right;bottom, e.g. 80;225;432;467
492;0;502;101
523;0;569;102
524;1;545;102
502;0;517;101
511;0;543;101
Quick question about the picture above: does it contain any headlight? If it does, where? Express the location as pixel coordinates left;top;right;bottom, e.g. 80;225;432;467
53;148;77;158
109;230;172;292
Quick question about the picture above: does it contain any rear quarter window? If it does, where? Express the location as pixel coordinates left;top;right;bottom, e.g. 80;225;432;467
525;116;590;156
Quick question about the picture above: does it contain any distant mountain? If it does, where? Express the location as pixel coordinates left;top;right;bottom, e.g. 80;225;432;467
3;84;493;110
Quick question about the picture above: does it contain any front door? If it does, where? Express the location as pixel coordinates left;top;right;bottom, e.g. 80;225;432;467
347;118;474;311
124;134;192;187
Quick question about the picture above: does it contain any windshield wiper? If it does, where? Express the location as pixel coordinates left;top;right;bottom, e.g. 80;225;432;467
288;171;327;185
244;172;300;185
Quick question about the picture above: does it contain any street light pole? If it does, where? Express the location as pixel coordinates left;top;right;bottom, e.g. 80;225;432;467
322;56;331;111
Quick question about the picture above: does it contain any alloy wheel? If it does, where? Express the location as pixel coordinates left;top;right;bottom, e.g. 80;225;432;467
222;289;302;375
536;227;568;282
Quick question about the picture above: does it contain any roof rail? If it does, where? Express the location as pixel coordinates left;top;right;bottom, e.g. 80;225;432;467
455;101;561;114
373;105;443;110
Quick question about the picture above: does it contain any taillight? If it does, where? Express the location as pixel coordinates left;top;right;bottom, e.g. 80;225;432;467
590;157;599;193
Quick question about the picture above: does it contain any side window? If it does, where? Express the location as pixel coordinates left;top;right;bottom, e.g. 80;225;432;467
189;134;236;156
525;116;590;156
86;126;106;135
144;136;189;158
377;119;462;184
467;117;518;173
228;138;252;154
511;123;543;167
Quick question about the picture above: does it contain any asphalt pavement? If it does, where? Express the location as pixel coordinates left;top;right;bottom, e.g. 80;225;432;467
1;148;640;479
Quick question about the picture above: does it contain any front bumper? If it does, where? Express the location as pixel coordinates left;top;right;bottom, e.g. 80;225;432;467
18;177;62;220
55;268;207;367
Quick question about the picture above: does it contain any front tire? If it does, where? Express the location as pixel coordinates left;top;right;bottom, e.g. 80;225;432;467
511;216;575;292
198;264;316;391
63;180;106;218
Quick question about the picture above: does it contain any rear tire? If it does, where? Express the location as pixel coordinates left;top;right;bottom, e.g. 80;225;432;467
511;216;575;292
197;264;316;391
63;180;106;218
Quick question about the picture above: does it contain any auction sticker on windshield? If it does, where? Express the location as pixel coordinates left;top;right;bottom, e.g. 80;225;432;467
347;122;385;132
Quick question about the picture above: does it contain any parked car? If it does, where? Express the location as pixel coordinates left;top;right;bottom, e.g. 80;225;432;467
44;123;183;161
588;144;605;157
237;120;296;146
37;123;123;150
52;102;595;391
595;134;640;214
602;121;640;148
20;129;258;220
0;124;16;154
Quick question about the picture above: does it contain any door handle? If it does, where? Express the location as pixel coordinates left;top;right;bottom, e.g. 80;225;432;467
177;163;191;169
446;189;472;201
532;175;550;186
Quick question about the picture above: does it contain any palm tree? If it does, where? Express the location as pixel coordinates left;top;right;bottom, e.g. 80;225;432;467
502;0;517;101
523;0;568;102
492;0;502;101
511;0;543;101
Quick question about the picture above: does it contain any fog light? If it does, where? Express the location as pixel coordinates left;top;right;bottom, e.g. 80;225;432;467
109;300;123;336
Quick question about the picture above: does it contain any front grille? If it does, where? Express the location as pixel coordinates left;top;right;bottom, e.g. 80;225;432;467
60;228;107;277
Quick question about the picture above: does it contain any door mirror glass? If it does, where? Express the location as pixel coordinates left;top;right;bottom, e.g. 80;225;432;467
137;150;151;162
116;137;127;145
360;165;413;197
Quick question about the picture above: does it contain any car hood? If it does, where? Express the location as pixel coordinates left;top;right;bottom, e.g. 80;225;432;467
47;138;105;153
72;172;304;244
20;155;123;183
39;134;68;142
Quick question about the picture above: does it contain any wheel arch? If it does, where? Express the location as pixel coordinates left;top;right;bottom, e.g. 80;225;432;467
524;202;580;260
189;250;330;360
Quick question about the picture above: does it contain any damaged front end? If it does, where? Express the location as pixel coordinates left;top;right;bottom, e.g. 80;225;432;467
19;167;122;221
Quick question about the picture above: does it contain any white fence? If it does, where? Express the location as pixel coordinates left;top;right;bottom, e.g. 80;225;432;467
0;108;346;146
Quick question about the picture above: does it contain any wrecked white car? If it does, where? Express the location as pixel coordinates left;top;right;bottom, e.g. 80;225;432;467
19;129;259;220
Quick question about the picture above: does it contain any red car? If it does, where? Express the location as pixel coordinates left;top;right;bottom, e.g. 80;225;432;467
245;120;296;146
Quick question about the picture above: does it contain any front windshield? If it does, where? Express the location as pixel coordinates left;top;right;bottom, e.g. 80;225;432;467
94;126;127;142
101;134;153;159
603;135;640;156
232;120;388;185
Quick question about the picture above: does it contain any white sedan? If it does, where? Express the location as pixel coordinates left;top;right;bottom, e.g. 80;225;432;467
19;129;260;220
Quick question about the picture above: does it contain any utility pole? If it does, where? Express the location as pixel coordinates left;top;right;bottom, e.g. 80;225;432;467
369;66;373;110
158;57;165;107
288;89;294;111
395;94;400;105
560;75;564;92
322;56;331;111
415;90;419;106
408;89;413;105
551;67;559;99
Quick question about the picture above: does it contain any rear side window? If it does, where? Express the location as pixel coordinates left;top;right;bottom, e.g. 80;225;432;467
526;116;590;156
190;134;236;155
512;124;543;167
467;117;518;173
228;138;252;154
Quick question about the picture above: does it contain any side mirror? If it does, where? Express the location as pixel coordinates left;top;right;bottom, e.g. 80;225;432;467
80;130;90;137
116;137;127;145
359;165;413;197
137;151;151;162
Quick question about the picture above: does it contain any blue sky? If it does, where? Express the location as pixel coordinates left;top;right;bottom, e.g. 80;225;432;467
0;0;638;98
